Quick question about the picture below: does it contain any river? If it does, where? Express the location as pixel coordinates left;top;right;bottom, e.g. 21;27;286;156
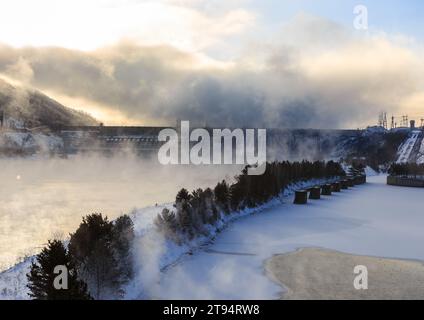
0;155;238;271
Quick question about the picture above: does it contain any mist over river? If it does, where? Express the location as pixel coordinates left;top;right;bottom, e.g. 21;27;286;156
0;155;239;271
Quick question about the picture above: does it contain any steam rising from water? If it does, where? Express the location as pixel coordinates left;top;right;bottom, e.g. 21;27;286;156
0;154;239;271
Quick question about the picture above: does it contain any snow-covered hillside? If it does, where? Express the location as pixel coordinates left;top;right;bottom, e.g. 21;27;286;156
416;137;424;164
396;130;421;163
0;78;97;129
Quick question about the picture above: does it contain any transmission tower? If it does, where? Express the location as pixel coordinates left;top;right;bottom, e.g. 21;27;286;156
401;115;409;127
378;112;388;129
383;112;387;129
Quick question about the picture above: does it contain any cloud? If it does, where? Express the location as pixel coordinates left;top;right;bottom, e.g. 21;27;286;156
4;57;34;83
0;14;424;128
0;0;255;52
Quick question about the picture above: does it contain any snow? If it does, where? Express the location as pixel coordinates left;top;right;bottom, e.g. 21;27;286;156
0;258;32;300
124;176;342;299
130;204;174;238
157;175;424;299
364;166;378;176
364;126;386;134
416;137;424;164
0;131;63;152
396;131;421;163
3;175;423;300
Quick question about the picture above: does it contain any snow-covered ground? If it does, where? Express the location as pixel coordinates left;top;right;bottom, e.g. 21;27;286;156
396;130;421;163
0;259;31;300
156;175;424;299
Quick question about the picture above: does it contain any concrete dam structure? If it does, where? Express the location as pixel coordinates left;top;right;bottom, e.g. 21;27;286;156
59;126;170;155
57;125;360;157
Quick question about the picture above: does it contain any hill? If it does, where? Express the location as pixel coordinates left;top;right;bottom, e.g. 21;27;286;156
0;78;97;129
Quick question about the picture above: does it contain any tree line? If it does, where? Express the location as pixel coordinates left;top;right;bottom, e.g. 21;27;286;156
155;160;345;242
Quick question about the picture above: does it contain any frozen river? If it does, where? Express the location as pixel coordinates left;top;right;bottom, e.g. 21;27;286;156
158;175;424;299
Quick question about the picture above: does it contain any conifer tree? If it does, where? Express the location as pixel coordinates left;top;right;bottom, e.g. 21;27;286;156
214;180;230;213
155;208;179;241
68;213;120;299
176;188;191;203
27;240;91;300
111;215;135;286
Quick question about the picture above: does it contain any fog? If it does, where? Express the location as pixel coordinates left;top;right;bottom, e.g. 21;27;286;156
0;154;240;271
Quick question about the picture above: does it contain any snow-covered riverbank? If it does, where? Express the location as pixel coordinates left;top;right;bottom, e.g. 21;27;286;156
156;175;424;299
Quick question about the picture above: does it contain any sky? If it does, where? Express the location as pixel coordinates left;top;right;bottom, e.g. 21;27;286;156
0;0;423;128
254;0;424;37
